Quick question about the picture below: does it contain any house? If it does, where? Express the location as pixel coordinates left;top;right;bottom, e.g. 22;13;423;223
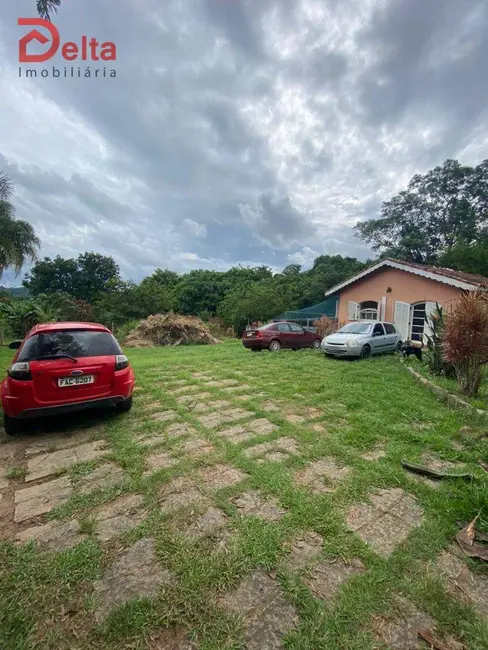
324;258;488;342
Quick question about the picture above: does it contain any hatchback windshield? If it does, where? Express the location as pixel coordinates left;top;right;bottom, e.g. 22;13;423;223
337;323;373;335
19;330;122;362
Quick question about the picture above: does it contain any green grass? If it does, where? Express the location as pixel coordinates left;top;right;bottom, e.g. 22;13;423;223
0;341;487;649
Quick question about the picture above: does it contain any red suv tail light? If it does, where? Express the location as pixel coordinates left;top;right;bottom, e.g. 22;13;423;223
115;354;129;370
8;362;32;381
256;331;263;338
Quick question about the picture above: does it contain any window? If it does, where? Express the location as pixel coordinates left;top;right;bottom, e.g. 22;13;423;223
373;323;385;336
276;323;291;332
359;300;378;320
338;323;372;334
384;323;396;334
19;330;122;361
288;323;304;332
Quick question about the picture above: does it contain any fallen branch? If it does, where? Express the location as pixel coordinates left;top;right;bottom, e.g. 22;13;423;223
418;629;465;650
401;461;474;482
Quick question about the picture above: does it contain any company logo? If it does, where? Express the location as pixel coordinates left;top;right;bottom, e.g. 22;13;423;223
18;17;116;63
70;370;83;376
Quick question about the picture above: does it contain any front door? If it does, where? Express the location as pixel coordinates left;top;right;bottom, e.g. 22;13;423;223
288;323;306;347
394;301;410;341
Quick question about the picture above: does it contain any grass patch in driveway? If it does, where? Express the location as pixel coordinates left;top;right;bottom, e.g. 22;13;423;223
0;341;487;649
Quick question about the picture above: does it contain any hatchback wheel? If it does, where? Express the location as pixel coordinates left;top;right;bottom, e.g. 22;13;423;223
360;344;372;359
312;339;321;350
396;341;403;352
4;414;22;435
116;396;133;413
269;340;281;352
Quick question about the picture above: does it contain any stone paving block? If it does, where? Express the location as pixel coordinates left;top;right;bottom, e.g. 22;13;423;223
306;558;364;601
146;452;178;473
168;385;200;396
95;494;145;542
257;452;289;463
302;407;323;419
177;392;211;404
151;410;178;423
178;438;215;458
232;491;285;521
346;488;424;557
261;401;283;412
214;425;254;444
360;448;387;461
295;458;351;493
0;443;18;461
372;599;434;650
183;507;228;538
197;409;252;429
160;477;206;512
221;384;251;393
192;371;212;378
0;468;10;490
247;418;279;435
26;440;109;482
77;462;125;495
15;519;84;551
191;400;231;413
285;532;324;570
285;414;305;424
436;550;488;616
143;401;163;411
94;538;173;621
196;464;248;491
25;430;95;456
217;571;298;650
165;423;198;438
244;437;298;459
148;626;197;650
311;424;326;433
14;476;73;522
205;379;239;388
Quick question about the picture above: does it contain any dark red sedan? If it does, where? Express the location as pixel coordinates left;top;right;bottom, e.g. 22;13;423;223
242;322;322;352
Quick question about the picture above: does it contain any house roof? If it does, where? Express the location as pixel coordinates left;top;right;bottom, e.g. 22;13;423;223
324;258;488;297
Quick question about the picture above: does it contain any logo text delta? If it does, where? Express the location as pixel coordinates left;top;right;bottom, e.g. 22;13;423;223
18;18;117;80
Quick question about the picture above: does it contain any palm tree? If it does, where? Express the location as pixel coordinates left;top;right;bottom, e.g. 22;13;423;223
36;0;62;21
0;172;40;280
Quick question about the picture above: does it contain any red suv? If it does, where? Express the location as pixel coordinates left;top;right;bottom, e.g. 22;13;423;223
1;322;134;435
242;321;322;352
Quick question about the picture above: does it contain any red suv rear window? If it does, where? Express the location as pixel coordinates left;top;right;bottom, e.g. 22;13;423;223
18;330;122;361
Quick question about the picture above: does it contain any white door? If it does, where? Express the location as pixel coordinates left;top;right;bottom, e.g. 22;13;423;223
348;301;359;321
423;301;437;343
394;301;410;341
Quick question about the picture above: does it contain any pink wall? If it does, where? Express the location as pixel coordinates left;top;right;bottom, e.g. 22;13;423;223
337;267;462;324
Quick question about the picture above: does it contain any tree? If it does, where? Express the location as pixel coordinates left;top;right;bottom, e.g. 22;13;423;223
0;173;40;280
36;0;62;20
438;238;488;277
218;280;294;334
24;252;121;302
355;159;488;264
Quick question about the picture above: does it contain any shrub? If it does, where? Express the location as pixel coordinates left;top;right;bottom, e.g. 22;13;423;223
443;291;488;397
314;316;337;338
424;304;456;378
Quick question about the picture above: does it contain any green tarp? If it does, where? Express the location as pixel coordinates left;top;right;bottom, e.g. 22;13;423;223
273;297;338;322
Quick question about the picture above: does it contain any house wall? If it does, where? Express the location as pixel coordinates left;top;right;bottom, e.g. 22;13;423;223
337;267;462;324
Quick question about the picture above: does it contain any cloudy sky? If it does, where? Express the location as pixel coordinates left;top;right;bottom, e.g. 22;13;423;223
1;0;487;285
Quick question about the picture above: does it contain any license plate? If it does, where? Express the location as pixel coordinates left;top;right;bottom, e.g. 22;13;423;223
58;375;95;387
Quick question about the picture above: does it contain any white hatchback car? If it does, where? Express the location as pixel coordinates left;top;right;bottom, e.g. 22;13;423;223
321;321;402;359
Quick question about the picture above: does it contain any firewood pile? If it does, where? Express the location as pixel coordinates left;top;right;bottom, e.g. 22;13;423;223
125;313;220;348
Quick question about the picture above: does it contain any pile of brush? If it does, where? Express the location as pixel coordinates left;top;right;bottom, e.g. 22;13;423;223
125;313;220;348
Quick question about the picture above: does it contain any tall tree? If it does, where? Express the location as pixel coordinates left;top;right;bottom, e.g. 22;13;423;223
36;0;62;20
0;173;40;280
355;159;488;264
24;252;121;302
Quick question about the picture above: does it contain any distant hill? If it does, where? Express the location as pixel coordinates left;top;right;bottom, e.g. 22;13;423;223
0;286;30;298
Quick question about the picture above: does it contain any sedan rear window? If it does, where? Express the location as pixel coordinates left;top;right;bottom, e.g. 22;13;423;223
19;330;122;361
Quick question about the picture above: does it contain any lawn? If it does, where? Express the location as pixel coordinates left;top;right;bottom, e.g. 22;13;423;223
0;341;487;650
